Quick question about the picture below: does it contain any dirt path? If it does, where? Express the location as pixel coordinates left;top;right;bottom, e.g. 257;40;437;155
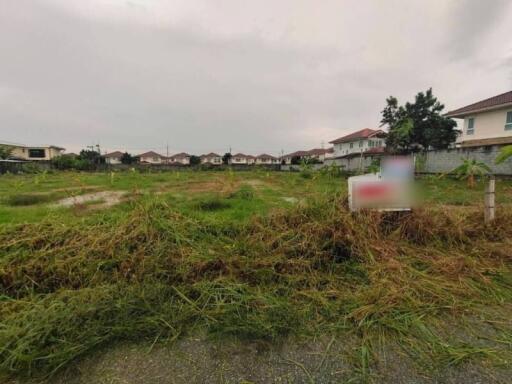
10;336;510;384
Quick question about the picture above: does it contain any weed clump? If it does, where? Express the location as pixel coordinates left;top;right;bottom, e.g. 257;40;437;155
5;193;54;206
228;185;255;200
196;197;231;211
0;197;511;378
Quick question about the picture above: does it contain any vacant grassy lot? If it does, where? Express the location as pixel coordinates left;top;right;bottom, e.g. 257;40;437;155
1;170;511;383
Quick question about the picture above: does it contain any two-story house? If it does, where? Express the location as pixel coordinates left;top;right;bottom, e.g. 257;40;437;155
446;90;512;148
136;151;165;164
200;153;222;165
168;152;191;165
229;153;255;165
5;143;65;161
103;151;124;164
255;154;279;165
329;128;386;158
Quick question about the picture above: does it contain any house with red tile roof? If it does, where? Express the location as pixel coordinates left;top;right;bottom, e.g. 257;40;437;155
255;154;279;165
200;152;222;165
103;151;124;165
168;152;191;165
229;153;255;165
281;148;334;164
329;128;386;158
446;90;512;148
136;151;165;164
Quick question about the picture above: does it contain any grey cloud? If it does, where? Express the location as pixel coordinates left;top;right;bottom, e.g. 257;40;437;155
1;0;511;154
446;0;512;61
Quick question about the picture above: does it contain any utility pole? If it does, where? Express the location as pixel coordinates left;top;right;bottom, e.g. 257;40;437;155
96;143;101;166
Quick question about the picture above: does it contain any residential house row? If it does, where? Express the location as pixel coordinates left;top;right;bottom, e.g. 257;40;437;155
103;151;282;165
3;90;512;168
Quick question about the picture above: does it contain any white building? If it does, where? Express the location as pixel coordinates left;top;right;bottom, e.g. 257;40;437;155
200;152;222;165
446;90;512;148
3;142;65;161
229;153;255;165
329;128;386;158
103;151;124;164
255;154;279;165
168;152;191;165
281;148;334;164
137;151;165;164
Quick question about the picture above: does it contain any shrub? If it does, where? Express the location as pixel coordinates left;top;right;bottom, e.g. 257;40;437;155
6;193;54;206
229;185;255;200
196;197;231;211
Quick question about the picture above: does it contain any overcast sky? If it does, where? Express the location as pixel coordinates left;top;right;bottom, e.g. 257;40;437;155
1;0;511;155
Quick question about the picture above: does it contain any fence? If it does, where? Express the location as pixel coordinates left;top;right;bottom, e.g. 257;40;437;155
306;145;512;175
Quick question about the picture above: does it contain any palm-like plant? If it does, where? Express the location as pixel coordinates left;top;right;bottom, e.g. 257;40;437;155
495;145;512;165
451;158;491;188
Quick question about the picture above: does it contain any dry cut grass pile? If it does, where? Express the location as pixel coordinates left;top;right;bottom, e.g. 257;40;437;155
0;192;511;379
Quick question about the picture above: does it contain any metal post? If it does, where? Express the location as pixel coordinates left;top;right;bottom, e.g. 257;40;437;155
484;176;495;223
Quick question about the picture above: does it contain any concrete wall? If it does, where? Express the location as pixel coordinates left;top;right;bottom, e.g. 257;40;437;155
418;146;512;175
324;155;379;171
322;146;512;175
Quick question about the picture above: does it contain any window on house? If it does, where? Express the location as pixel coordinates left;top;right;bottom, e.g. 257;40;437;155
368;141;374;148
28;148;46;158
153;157;159;162
506;111;512;130
467;117;475;135
359;140;363;148
349;143;353;149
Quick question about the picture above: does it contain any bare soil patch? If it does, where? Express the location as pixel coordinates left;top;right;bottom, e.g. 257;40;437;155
53;191;127;209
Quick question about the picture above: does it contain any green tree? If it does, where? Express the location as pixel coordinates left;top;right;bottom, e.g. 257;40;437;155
291;155;302;165
189;155;201;166
450;158;491;188
0;145;13;159
120;152;134;165
495;145;512;165
222;152;232;165
381;88;459;154
79;149;102;163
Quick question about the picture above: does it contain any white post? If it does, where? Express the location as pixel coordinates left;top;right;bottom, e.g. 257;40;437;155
484;176;495;223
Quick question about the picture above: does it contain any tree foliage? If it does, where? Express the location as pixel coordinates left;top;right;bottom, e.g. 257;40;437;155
222;153;232;165
381;88;459;154
189;155;201;166
495;145;512;165
120;152;134;165
79;149;103;164
0;145;13;160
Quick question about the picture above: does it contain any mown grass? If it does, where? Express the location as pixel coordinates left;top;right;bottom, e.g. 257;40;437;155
0;171;511;381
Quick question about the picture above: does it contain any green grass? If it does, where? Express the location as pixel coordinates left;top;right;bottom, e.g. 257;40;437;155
0;170;511;381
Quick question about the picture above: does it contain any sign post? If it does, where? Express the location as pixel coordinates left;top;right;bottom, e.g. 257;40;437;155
484;176;495;223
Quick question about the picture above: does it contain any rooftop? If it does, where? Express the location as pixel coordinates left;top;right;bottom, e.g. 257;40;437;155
200;152;221;158
446;90;512;118
137;151;163;158
329;128;385;144
104;151;124;158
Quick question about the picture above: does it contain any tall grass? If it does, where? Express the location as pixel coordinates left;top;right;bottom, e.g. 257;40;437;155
0;194;511;378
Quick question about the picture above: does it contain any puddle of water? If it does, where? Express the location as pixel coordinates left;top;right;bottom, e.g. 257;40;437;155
54;191;127;208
